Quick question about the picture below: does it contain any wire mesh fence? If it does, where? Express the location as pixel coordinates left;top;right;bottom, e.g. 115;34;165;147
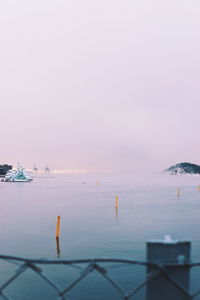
0;255;199;300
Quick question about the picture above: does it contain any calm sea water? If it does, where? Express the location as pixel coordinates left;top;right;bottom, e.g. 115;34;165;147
0;174;199;299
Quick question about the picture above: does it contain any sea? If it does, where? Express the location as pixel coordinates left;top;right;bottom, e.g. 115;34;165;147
0;174;199;299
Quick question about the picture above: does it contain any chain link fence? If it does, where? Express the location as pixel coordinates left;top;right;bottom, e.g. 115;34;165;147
0;255;199;300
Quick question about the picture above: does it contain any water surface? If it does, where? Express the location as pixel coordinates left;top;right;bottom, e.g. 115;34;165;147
0;174;199;299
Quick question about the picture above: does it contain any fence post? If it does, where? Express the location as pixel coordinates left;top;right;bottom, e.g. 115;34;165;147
146;236;191;300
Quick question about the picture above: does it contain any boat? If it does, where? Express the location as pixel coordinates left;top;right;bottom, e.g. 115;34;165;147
0;164;12;177
3;165;33;182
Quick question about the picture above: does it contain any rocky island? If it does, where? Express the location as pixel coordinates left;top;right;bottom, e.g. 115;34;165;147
164;162;200;175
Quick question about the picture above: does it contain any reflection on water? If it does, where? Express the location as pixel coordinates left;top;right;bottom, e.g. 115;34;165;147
115;206;118;220
0;174;200;259
0;174;200;299
56;237;61;258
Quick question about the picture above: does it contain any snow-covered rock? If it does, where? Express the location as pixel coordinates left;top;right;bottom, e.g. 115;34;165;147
164;162;200;175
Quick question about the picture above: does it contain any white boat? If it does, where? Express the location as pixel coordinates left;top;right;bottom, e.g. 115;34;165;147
4;165;33;182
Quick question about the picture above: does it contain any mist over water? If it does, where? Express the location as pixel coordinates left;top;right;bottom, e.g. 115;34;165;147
1;0;200;172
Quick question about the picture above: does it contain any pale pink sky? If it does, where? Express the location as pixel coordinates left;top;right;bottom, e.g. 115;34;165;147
0;0;200;175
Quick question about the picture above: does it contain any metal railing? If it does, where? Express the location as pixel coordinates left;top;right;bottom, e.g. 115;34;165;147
0;255;199;300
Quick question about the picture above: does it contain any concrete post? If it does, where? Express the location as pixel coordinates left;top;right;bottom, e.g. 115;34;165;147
146;236;191;300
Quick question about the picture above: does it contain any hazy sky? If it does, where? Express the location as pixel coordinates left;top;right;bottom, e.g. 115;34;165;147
0;0;200;175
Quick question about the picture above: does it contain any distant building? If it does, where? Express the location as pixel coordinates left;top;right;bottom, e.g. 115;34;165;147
0;164;12;177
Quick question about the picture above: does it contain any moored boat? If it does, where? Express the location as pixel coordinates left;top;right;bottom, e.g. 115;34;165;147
3;165;33;182
0;164;12;177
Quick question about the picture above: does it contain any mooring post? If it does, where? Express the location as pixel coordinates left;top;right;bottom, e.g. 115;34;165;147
146;236;191;300
56;216;61;238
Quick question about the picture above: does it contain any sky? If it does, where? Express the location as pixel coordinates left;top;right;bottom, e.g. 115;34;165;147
0;0;200;175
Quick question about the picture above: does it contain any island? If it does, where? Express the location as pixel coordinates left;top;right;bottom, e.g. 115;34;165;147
164;162;200;175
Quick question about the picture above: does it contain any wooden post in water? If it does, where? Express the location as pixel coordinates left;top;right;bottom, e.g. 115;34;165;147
56;216;61;257
177;188;181;197
56;216;61;238
115;195;118;209
115;196;119;219
146;236;191;300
